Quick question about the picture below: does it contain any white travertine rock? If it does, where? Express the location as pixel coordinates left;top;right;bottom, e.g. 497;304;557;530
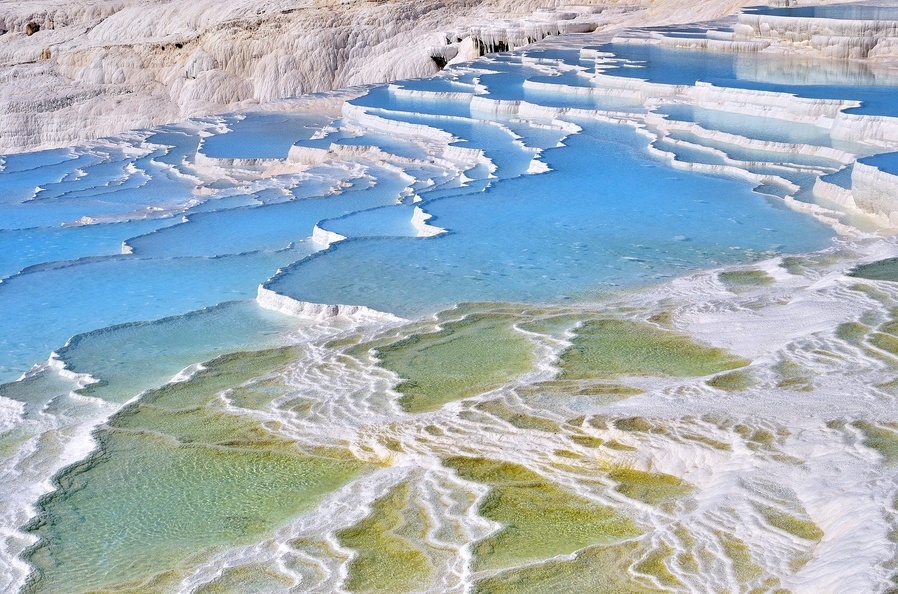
410;205;445;237
831;112;898;147
0;0;782;154
733;7;898;66
852;160;898;226
736;13;898;43
4;0;896;230
0;0;619;152
311;225;346;247
256;285;402;322
447;36;481;66
813;176;857;210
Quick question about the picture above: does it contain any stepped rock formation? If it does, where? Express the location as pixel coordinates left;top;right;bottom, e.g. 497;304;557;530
0;0;774;153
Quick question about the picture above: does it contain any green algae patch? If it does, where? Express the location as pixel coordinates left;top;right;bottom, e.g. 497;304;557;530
870;332;898;358
518;380;642;407
325;333;364;350
444;457;639;572
635;543;683;588
717;532;764;584
672;524;700;574
25;348;369;594
0;427;31;459
734;426;778;451
780;256;808;276
109;347;301;450
609;469;693;507
133;347;300;411
849;283;895;307
343;316;441;362
588;416;609;430
879;316;898;337
371;313;535;413
754;505;823;542
194;563;294;594
337;482;435;594
614;417;654;432
476;399;561;433
26;434;366;594
570;435;605;448
558;319;748;380
719;269;775;292
226;376;293;411
773;361;814;392
605;440;638;452
517;313;584;337
707;370;757;392
681;433;732;451
648;310;674;328
837;322;870;345
379;436;404;453
113;404;295;450
554;448;582;459
850;258;898;282
854;421;898;465
876;378;898;394
472;541;667;594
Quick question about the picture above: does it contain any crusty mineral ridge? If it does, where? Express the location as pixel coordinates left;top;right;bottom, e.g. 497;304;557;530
0;0;764;153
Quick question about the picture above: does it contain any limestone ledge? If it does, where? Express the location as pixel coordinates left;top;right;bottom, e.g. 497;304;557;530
256;285;402;322
0;0;655;153
852;159;898;227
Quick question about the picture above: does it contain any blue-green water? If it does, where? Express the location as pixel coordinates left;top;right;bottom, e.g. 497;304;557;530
267;120;831;318
598;42;898;117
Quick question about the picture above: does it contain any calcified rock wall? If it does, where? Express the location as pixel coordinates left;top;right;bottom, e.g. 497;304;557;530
734;9;898;60
0;0;788;154
736;13;898;44
852;160;898;225
0;0;625;152
256;285;401;322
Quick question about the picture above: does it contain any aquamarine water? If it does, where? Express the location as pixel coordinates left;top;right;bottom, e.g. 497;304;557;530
742;3;898;20
0;249;306;381
267;119;832;317
821;164;855;189
659;104;848;147
199;113;329;159
483;70;647;111
0;151;94;204
335;132;430;160
126;167;409;258
598;42;898;117
861;151;898;174
322;204;421;239
0;218;176;280
353;85;474;118
54;300;304;403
